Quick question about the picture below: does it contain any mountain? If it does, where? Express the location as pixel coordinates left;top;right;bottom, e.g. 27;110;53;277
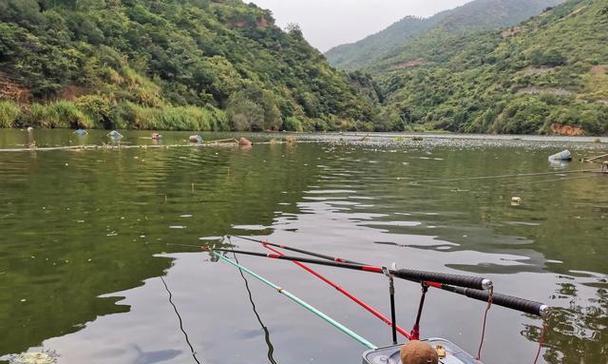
376;0;608;135
0;0;376;131
326;0;564;71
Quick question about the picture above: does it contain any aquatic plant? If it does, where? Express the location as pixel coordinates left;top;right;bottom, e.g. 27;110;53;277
6;350;59;364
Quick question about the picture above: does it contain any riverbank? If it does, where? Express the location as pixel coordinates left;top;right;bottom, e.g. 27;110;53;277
3;99;608;137
1;129;607;154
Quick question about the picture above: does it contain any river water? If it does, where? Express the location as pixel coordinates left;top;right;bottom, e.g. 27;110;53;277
0;129;606;364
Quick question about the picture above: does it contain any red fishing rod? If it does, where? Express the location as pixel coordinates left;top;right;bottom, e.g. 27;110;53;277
258;242;413;340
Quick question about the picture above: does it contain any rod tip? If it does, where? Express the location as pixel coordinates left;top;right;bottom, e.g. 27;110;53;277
481;279;493;290
539;304;550;318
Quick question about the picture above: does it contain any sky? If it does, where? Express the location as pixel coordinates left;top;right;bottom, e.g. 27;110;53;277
249;0;473;52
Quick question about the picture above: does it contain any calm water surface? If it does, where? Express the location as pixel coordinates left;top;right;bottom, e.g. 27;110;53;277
0;130;606;364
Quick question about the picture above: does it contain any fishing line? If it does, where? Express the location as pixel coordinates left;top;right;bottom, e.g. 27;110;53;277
515;173;605;186
159;276;202;364
476;287;494;361
533;313;550;364
228;237;278;364
260;242;413;339
413;172;605;197
214;251;378;349
418;169;595;184
142;241;207;251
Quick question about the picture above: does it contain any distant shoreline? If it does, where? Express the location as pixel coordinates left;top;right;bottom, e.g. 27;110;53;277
2;128;607;145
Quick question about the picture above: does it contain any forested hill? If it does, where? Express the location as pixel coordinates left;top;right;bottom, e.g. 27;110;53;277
375;0;608;135
326;0;563;71
0;0;376;131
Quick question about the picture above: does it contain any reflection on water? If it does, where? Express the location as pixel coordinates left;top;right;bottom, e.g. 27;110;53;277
0;129;606;364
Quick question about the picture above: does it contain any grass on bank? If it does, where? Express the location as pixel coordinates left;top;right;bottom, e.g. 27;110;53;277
0;98;235;131
0;96;371;132
0;100;20;127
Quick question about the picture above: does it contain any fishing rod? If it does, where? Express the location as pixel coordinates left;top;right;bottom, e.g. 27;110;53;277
213;251;377;350
234;235;363;264
212;248;492;290
257;241;413;340
211;248;548;317
230;236;409;341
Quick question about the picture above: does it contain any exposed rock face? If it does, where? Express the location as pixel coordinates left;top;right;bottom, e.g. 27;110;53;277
0;72;30;103
550;123;584;136
501;26;522;38
393;59;428;69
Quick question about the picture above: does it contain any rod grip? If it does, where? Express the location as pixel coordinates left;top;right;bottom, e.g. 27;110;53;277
393;269;492;290
442;286;549;317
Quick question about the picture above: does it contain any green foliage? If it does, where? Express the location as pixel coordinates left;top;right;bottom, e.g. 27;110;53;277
51;100;94;128
0;0;373;131
283;116;303;132
226;85;282;131
529;48;567;67
0;99;21;127
75;95;113;129
326;0;563;70
492;96;551;134
375;0;608;135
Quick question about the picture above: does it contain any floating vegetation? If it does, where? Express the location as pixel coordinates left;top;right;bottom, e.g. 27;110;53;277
5;350;59;364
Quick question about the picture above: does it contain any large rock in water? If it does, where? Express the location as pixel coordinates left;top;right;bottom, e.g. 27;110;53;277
548;150;572;161
239;137;252;147
189;135;202;143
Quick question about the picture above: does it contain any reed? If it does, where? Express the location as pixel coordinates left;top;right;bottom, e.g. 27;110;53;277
28;101;93;128
0;100;21;128
117;102;229;131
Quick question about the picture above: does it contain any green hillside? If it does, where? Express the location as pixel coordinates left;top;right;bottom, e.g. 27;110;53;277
326;0;563;71
0;0;376;131
325;16;438;72
375;0;608;135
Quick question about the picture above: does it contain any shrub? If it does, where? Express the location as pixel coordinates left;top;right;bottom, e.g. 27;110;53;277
76;95;113;128
226;85;282;131
227;98;265;131
0;100;21;127
493;97;551;134
283;116;303;132
529;49;567;67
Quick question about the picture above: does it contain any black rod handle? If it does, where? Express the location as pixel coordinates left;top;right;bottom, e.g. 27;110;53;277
441;286;549;317
393;269;493;290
